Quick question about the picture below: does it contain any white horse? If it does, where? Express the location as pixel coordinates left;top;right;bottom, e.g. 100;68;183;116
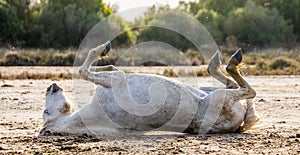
39;41;259;136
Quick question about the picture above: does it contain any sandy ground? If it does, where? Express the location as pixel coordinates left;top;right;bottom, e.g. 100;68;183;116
1;74;300;154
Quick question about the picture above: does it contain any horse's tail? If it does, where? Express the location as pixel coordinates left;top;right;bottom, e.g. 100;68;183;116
239;99;259;132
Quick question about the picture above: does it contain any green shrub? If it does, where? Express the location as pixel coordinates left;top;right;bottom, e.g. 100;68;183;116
223;1;293;47
195;9;224;44
0;1;24;45
185;49;205;65
269;57;299;70
137;11;198;52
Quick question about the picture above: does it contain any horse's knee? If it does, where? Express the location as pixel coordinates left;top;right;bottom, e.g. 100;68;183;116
240;87;256;99
79;67;89;80
107;65;118;71
248;88;256;98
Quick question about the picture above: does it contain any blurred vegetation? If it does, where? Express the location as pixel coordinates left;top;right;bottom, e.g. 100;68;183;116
224;1;293;47
0;49;76;66
178;0;296;48
0;0;300;76
0;0;131;48
1;0;299;49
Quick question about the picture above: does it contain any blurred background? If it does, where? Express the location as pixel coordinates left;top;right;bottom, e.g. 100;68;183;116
0;0;300;77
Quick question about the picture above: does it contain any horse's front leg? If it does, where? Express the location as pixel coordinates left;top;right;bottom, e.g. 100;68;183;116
79;41;122;88
90;65;119;72
200;50;240;94
207;50;239;89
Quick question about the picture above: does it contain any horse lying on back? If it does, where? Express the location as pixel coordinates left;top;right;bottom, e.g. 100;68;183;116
39;41;259;136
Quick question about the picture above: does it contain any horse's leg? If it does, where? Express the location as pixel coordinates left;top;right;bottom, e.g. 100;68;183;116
241;99;259;132
225;49;258;132
79;41;121;88
90;65;119;72
207;50;239;89
200;49;258;133
225;49;256;100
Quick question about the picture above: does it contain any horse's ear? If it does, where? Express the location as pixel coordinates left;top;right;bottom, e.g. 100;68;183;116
59;102;71;114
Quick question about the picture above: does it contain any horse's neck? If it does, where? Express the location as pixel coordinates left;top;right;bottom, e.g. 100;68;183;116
49;112;85;134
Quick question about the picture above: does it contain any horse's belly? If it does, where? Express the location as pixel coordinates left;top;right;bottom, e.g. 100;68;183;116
94;74;199;131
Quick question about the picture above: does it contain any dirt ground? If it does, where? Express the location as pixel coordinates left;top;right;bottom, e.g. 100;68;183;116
1;74;300;154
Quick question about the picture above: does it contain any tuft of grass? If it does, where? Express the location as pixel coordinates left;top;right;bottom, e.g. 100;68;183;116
195;70;210;77
163;69;177;77
161;68;209;77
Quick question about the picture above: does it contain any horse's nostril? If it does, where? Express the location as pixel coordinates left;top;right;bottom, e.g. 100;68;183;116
47;83;62;93
39;127;47;136
46;85;51;92
53;84;62;93
39;128;53;136
52;83;57;88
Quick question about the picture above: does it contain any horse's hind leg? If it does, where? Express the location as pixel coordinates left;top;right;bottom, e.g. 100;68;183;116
207;50;239;89
226;49;256;99
241;99;259;132
226;49;258;131
79;41;120;88
200;50;258;133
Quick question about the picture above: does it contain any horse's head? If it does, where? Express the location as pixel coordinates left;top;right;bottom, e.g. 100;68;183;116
39;83;72;136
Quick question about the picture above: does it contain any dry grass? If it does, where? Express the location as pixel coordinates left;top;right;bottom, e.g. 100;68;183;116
0;71;73;80
0;48;77;66
1;47;300;79
240;48;300;76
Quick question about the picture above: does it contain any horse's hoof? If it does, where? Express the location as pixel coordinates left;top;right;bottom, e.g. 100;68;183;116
211;50;221;65
233;48;242;63
229;48;243;65
104;40;111;52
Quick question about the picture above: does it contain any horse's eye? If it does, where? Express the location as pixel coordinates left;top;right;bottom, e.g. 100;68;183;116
44;110;49;115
